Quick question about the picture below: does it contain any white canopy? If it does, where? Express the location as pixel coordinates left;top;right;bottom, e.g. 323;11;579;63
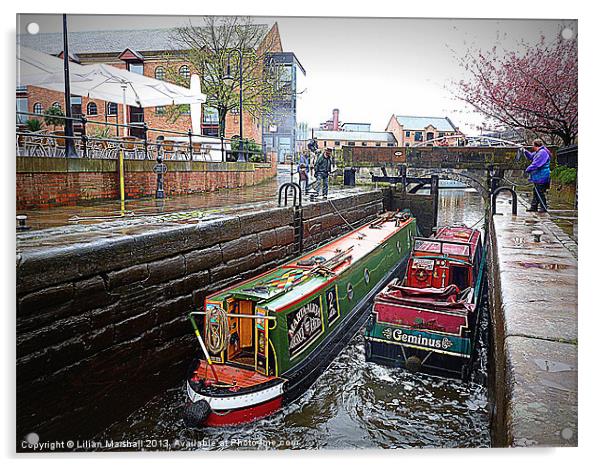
17;46;89;87
69;63;206;108
18;47;206;133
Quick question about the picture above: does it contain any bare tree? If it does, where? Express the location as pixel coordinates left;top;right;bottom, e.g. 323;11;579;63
164;16;287;139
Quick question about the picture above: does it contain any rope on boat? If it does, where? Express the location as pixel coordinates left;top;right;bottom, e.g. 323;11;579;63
205;306;229;355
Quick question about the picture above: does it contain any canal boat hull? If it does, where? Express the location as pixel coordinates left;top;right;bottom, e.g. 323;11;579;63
364;225;486;380
184;212;417;427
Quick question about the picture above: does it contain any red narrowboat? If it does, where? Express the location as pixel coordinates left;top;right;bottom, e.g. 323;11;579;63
364;225;487;380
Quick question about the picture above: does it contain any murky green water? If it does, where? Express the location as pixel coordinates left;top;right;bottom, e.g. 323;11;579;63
98;188;492;450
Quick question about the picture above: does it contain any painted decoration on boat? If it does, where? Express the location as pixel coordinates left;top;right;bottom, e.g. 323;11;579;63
287;296;324;358
325;285;340;327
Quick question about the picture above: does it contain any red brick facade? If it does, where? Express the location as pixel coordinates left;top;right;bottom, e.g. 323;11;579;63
21;24;283;145
16;156;277;210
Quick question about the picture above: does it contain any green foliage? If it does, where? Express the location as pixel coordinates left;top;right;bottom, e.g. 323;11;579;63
90;126;112;139
25;119;43;132
551;165;577;186
43;106;65;127
166;16;288;137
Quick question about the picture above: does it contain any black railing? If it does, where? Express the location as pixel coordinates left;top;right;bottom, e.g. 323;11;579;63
16;110;267;163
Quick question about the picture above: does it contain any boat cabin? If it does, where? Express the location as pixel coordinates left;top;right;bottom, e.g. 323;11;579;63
405;226;482;291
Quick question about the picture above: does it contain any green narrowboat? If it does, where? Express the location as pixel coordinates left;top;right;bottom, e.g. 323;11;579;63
184;211;417;427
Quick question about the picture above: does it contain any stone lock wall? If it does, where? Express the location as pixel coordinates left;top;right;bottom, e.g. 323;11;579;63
16;190;384;445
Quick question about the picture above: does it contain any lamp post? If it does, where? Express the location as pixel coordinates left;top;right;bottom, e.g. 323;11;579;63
223;49;245;162
62;14;78;158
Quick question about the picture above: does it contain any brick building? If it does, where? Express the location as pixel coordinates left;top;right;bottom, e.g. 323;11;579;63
385;115;462;147
17;23;285;143
312;130;398;150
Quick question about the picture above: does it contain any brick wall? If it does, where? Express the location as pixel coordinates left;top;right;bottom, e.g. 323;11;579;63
16;190;384;448
16;156;277;210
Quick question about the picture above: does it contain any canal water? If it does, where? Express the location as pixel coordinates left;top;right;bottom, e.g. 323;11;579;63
98;188;491;450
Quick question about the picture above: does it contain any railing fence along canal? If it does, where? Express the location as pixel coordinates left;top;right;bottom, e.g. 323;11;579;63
16;110;266;163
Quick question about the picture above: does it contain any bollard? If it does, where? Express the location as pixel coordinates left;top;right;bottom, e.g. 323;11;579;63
153;155;168;199
16;214;30;231
532;230;544;242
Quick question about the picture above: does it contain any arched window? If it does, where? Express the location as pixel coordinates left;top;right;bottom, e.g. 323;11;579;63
179;65;190;80
87;102;98;116
154;66;165;81
33;103;43;114
106;102;118;116
51;102;61;110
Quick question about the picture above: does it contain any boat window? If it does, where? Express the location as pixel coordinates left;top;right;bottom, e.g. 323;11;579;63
450;266;470;290
364;268;370;284
414;240;441;253
347;283;354;300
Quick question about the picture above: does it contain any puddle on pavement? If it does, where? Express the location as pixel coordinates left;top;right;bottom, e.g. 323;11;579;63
512;261;573;271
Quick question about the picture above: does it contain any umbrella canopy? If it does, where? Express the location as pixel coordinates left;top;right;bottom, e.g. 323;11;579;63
17;46;89;87
64;63;206;108
189;73;202;136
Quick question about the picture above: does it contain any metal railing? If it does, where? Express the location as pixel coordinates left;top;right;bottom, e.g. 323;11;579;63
16;110;267;163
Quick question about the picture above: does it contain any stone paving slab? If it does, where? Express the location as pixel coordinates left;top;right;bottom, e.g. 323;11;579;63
505;336;578;447
491;193;578;447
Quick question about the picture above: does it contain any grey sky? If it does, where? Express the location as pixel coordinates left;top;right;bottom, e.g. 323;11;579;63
17;14;576;135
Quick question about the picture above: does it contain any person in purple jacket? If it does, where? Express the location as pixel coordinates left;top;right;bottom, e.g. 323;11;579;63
523;139;552;212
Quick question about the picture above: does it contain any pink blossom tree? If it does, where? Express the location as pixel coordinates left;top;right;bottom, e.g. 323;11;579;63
453;30;577;146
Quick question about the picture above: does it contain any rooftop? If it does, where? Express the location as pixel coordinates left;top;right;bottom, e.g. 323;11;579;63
314;130;396;143
16;24;273;56
394;115;458;132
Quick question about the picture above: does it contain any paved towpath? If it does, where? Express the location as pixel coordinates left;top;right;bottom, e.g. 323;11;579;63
491;193;577;447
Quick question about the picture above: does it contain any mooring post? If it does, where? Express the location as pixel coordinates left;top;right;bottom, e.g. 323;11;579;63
431;174;439;229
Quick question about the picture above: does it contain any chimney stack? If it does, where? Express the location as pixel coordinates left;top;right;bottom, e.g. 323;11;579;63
332;108;339;131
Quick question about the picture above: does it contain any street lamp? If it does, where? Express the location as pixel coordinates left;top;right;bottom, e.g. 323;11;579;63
62;14;78;158
223;49;245;162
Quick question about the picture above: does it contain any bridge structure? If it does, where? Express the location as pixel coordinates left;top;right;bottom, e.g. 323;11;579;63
340;142;557;199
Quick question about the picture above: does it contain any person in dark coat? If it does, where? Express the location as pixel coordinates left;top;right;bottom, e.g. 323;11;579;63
523;139;552;212
314;148;333;199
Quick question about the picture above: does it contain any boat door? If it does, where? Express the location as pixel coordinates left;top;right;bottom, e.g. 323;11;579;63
227;299;255;366
255;308;270;376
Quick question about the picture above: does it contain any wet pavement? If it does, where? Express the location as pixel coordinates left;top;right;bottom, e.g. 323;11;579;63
490;192;578;446
16;166;371;254
96;188;493;450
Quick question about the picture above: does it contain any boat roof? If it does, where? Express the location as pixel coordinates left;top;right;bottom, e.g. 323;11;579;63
207;214;414;312
413;226;480;260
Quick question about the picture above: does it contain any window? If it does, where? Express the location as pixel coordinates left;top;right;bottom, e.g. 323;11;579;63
202;127;219;137
52;102;62;110
71;96;82;116
87;102;98;116
438;132;445;138
323;141;327;147
405;131;411;137
334;141;340;146
179;65;191;80
361;141;367;147
33;103;43;115
414;131;423;142
154;66;165;81
17;97;29;123
202;106;219;125
387;143;395;147
405;143;410;147
107;102;118;116
375;142;381;147
128;62;144;75
348;141;356;146
155;106;166;115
